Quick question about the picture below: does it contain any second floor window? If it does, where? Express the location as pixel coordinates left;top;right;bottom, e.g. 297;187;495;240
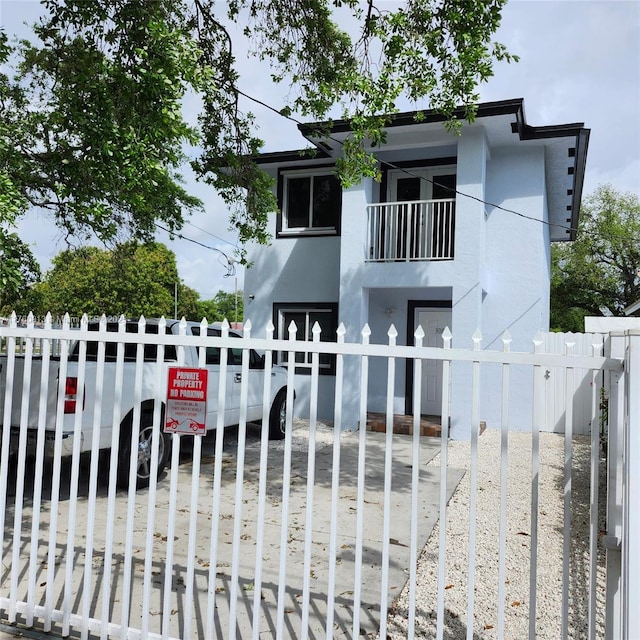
280;170;342;235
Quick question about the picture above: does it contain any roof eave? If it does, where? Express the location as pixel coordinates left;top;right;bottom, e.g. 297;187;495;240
297;98;526;138
568;128;590;241
253;148;330;165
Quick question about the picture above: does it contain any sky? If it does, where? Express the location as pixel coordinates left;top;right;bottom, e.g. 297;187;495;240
1;0;639;301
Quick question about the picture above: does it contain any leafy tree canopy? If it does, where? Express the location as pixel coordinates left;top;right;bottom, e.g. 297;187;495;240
197;290;244;325
0;0;516;267
0;232;41;313
551;185;640;332
29;241;201;319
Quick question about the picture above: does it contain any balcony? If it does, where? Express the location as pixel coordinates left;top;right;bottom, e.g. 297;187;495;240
366;199;455;262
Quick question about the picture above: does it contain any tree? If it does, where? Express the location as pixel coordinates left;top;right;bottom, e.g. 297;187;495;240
551;185;640;332
0;232;41;314
0;0;516;278
29;242;201;319
196;290;244;323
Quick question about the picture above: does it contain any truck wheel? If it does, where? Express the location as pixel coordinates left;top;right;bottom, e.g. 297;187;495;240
117;409;170;489
268;390;288;440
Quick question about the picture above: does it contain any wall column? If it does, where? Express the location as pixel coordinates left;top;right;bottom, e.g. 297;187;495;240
337;177;374;429
450;127;488;439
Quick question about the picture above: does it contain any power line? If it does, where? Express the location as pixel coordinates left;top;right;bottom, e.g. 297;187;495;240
154;222;237;276
235;87;579;234
185;221;238;249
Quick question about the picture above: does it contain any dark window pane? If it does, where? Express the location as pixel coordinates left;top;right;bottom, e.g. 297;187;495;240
319;353;332;367
312;175;341;228
283;312;306;338
432;174;456;199
397;177;421;201
286;177;311;228
209;348;219;365
309;311;334;341
192;326;221;364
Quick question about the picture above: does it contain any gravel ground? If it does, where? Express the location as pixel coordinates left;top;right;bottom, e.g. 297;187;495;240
384;429;607;640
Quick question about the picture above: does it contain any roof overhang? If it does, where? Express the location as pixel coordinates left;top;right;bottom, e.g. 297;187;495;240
624;299;640;317
255;98;590;241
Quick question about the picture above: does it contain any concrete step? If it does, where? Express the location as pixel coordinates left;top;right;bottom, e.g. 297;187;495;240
365;412;443;438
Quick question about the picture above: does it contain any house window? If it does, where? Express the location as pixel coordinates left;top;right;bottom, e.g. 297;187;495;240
274;303;338;374
279;169;342;235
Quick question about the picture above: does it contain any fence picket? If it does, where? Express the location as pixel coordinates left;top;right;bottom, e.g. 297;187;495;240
589;339;604;640
100;316;127;640
560;335;574;640
26;313;52;628
529;332;545;638
407;325;424;640
300;322;322;639
252;321;275;638
182;318;208;640
436;326;452;640
11;313;34;624
205;318;230;638
497;330;512;639
378;324;398;640
43;313;71;631
82;315;107;639
140;316;165;639
326;322;346;639
228;320;252;640
275;321;299;638
352;323;371;639
465;329;482;640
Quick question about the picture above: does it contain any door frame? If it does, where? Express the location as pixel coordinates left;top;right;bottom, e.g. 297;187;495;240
404;299;453;416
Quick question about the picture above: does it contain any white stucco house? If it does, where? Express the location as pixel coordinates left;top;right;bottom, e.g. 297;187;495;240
243;98;590;438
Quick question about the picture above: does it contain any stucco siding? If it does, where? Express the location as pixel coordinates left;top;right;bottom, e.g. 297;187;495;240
244;237;341;329
448;128;488;438
243;100;587;438
480;145;548;430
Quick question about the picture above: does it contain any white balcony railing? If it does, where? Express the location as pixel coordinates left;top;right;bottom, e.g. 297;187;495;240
366;199;455;262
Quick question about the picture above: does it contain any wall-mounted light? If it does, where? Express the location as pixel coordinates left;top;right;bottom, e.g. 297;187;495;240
385;306;396;317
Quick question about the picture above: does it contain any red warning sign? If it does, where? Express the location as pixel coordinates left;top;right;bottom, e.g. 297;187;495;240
165;367;208;435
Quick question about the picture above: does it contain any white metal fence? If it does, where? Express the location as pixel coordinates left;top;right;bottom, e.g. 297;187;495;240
0;313;637;639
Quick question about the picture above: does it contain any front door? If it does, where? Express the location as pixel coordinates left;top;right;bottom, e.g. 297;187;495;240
416;309;452;416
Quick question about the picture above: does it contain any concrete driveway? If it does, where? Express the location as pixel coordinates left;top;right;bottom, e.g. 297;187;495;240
1;424;464;639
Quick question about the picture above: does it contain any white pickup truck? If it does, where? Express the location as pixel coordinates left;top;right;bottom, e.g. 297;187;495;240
0;318;291;488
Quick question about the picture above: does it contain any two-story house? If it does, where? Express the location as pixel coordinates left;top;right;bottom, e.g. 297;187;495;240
243;98;589;438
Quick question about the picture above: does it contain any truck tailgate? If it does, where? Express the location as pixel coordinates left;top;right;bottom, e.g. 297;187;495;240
0;356;60;430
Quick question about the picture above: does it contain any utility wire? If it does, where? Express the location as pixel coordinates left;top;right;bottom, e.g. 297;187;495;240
235;87;580;234
185;221;239;249
154;222;236;276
